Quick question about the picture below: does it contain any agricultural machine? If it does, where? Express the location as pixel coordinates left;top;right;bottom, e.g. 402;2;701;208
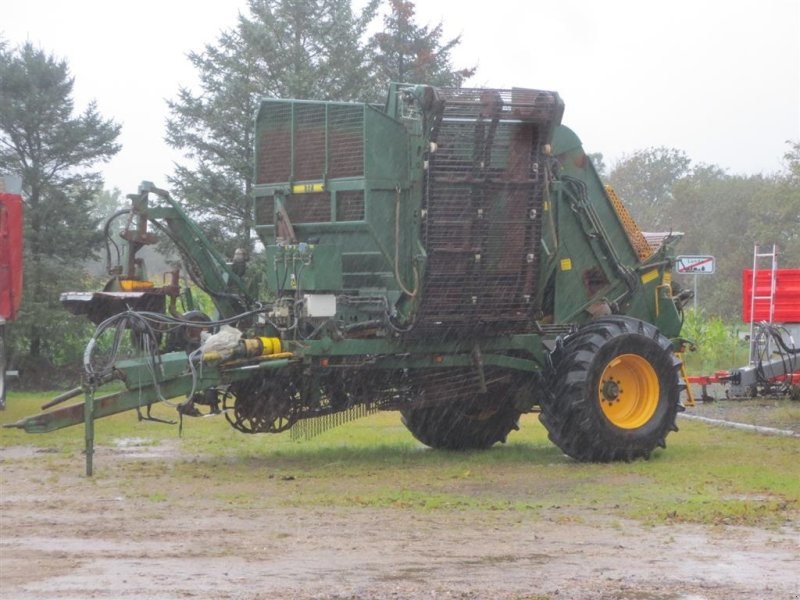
7;84;690;474
0;174;24;410
686;257;800;401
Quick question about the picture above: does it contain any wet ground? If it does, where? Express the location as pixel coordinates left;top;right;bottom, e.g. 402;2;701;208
1;400;799;600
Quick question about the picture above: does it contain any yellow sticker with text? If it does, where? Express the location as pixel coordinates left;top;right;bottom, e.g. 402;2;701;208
291;182;325;194
560;258;572;271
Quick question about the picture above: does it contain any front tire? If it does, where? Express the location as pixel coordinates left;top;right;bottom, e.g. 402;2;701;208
539;316;682;462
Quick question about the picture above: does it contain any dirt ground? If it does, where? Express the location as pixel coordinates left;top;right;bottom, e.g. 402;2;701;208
1;403;799;600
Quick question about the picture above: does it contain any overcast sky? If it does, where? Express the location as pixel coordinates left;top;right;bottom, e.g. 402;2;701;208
3;0;798;194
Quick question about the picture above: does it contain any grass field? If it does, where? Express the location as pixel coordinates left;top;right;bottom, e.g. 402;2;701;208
2;391;798;530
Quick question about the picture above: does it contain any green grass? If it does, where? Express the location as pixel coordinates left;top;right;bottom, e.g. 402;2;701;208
1;391;798;527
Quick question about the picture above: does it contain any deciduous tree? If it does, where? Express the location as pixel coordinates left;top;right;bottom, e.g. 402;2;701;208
607;147;691;230
608;142;800;320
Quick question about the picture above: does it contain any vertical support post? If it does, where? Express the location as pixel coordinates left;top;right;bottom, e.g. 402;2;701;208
677;354;695;407
84;386;95;477
693;274;698;313
0;321;6;411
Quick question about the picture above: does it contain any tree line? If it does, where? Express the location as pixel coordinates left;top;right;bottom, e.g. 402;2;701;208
1;0;798;377
604;145;799;320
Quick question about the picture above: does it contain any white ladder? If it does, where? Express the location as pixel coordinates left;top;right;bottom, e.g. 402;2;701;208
749;244;778;365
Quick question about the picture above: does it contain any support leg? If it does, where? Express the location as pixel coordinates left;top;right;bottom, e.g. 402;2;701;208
677;354;696;407
84;387;95;477
0;322;6;410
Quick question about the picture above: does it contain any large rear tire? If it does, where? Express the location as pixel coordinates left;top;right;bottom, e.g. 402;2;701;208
539;316;682;462
401;400;521;450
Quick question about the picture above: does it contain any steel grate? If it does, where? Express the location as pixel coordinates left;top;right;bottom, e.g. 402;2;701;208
328;105;364;179
410;87;561;338
336;190;365;221
257;103;292;184
257;101;365;226
285;192;331;224
293;104;326;181
255;195;275;226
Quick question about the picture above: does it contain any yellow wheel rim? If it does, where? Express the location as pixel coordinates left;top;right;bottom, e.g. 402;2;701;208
598;353;659;429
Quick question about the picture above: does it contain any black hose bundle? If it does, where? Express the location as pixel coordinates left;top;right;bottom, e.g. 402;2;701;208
750;321;799;396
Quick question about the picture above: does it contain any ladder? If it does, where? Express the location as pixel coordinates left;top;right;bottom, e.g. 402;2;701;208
749;244;778;365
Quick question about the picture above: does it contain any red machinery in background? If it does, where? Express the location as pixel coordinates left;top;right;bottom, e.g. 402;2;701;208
738;264;800;397
1;174;24;409
743;268;800;324
686;251;800;401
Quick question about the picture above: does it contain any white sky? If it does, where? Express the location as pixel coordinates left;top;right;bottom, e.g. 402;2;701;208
3;0;799;194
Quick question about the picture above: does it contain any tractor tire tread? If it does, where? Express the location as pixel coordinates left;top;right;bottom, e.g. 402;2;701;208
539;316;681;462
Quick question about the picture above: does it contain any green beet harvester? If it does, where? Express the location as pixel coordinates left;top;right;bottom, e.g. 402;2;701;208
8;84;691;474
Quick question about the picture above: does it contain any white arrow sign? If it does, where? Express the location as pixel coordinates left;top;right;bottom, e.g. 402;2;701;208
675;255;715;274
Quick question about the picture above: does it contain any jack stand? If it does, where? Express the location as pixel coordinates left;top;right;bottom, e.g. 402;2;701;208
84;385;95;477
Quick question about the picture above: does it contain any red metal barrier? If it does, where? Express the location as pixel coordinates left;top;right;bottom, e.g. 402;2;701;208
0;192;24;322
742;269;800;323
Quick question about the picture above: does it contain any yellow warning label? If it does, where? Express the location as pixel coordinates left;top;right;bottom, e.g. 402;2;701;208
291;182;325;194
560;258;572;271
662;272;672;285
640;269;659;284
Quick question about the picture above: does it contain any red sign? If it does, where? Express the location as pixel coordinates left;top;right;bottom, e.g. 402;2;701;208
742;269;800;323
0;192;24;322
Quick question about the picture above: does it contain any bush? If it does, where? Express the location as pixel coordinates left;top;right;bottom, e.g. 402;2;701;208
680;309;748;374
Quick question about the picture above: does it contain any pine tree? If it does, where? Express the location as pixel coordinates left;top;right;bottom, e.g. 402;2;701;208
165;0;379;252
369;0;475;91
0;43;121;361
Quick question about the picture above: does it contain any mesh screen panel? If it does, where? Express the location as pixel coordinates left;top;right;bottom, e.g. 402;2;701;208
410;87;560;338
255;195;275;226
285;192;331;223
329;105;364;178
257;102;364;185
336;190;365;222
294;104;326;181
257;103;292;184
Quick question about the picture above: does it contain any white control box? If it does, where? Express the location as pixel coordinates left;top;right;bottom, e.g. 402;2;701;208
303;294;337;318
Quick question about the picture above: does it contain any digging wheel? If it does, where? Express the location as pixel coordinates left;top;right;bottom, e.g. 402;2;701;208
400;374;522;450
225;375;301;434
539;316;682;462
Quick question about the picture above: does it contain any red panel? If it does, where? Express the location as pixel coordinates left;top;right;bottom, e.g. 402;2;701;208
742;269;800;323
0;192;23;321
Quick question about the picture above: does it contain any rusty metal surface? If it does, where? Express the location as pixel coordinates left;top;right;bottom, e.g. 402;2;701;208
605;185;652;261
411;88;561;338
256;102;364;186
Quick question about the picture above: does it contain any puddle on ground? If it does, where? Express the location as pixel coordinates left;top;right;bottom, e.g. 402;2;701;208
108;437;178;459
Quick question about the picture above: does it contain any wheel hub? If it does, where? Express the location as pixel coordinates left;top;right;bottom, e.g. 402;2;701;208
601;378;621;403
597;353;659;429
